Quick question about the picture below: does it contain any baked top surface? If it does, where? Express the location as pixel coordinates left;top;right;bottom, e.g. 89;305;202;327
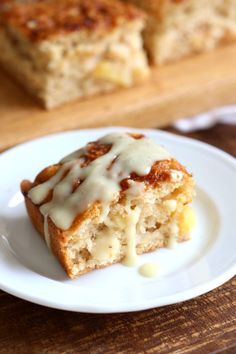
0;0;144;41
24;133;189;195
21;133;191;232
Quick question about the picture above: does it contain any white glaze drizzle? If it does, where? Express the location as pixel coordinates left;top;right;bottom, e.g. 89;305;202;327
138;263;159;278
122;206;141;267
91;229;120;262
43;215;50;248
29;133;171;231
167;222;179;249
28;133;171;254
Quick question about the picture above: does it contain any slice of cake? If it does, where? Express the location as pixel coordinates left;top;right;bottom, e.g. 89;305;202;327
0;0;149;108
125;0;236;64
21;132;195;278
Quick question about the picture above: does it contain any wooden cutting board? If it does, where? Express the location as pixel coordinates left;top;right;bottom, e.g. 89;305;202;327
1;44;236;152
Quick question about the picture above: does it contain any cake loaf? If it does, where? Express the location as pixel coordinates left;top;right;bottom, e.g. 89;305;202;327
0;0;149;108
125;0;236;64
21;132;195;278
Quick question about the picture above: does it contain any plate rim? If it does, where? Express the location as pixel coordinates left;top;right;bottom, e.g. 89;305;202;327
0;126;236;313
0;257;235;313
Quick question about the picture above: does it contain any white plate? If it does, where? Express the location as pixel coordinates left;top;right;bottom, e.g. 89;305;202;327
0;127;235;313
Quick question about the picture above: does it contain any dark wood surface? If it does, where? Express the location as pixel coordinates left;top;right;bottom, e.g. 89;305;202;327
1;123;236;354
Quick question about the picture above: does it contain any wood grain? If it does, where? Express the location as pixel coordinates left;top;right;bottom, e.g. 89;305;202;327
1;44;236;152
0;123;235;354
0;277;235;354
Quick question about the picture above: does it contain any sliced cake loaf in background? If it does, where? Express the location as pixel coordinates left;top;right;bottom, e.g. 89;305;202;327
125;0;236;64
0;0;149;108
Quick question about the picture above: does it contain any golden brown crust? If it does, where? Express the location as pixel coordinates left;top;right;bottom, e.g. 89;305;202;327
21;179;74;275
0;0;144;42
21;179;103;276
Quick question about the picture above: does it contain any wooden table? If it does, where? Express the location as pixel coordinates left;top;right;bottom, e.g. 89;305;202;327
0;123;236;354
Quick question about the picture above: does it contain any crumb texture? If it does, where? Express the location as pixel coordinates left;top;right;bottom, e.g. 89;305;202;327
66;180;194;278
